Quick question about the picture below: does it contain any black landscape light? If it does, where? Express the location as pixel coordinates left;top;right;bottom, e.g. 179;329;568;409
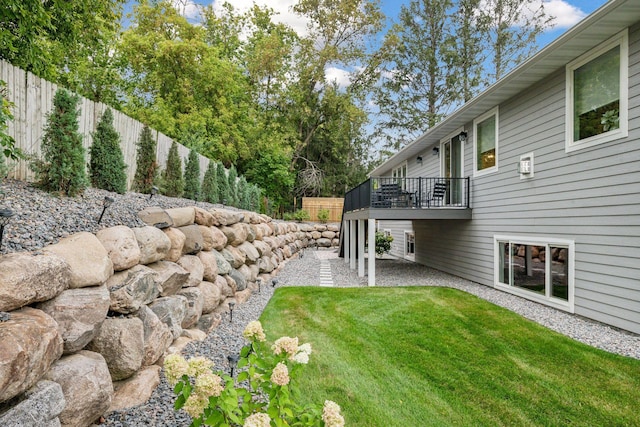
257;278;262;293
149;186;159;200
300;249;304;259
0;208;15;251
98;197;114;224
228;301;235;323
227;353;240;377
272;278;278;288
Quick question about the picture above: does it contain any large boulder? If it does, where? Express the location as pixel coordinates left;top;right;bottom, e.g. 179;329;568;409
327;223;340;232
198;225;215;251
0;252;70;312
219;224;248;246
0;308;63;403
197;250;220;282
258;256;276;274
197;312;222;334
214;275;234;298
194;207;214;226
316;238;332;248
165;207;195;227
199;280;223;314
86;317;144;381
209;208;243;226
211;249;232;275
36;285;111;354
177;287;204;329
176;255;204;287
209;226;228;251
106;265;160;314
221;246;246;269
109;365;161;412
137;206;173;228
162;227;186;262
178;224;204;255
237;264;254;283
252;240;272;257
44;351;113;427
237;241;260;264
148;296;188;340
96;226;141;271
228;268;247;292
0;380;65;427
147;260;189;297
43;232;113;288
136;306;173;366
321;230;336;240
133;226;172;265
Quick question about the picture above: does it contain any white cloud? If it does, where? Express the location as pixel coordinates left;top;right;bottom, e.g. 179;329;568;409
325;67;352;88
210;0;310;36
543;0;587;28
171;0;202;20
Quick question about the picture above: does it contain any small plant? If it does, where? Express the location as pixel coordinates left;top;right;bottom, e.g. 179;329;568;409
165;321;345;426
132;125;159;194
601;109;619;132
89;108;127;194
317;209;330;223
32;88;88;196
0;80;23;164
183;148;201;201
283;212;294;221
293;209;310;222
375;231;393;257
161;141;184;197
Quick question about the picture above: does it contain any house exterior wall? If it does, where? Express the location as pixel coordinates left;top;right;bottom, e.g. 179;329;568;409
380;22;640;335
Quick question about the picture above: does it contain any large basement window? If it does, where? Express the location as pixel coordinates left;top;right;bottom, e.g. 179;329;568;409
495;236;574;312
566;29;628;152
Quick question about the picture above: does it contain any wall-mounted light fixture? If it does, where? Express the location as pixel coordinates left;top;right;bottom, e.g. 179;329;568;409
432;146;439;156
458;131;468;143
518;152;534;179
416;156;423;165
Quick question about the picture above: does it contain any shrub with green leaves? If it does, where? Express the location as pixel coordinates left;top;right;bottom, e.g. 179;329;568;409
375;231;393;256
89;109;127;194
183;148;200;201
161;141;184;197
201;161;219;204
32;88;88;196
0;80;22;164
132;125;159;194
217;163;231;205
317;209;330;223
293;209;310;222
227;165;238;206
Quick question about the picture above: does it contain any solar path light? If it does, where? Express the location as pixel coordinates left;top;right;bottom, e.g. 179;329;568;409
98;196;114;224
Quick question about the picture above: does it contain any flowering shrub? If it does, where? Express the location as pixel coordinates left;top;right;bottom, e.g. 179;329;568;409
165;320;345;427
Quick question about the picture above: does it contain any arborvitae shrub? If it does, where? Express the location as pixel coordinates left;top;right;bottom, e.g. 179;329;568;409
89;108;127;194
227;165;238;206
183;148;200;200
217;162;231;205
202;161;219;204
132;125;159;194
249;184;262;212
238;176;250;210
33;88;88;196
162;141;184;197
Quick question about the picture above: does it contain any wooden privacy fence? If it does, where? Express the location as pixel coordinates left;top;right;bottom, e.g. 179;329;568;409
0;60;211;188
302;197;344;222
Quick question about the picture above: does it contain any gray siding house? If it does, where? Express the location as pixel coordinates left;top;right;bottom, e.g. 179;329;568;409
342;0;640;335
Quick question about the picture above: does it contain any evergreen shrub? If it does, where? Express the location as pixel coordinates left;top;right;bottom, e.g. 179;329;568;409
89;108;127;194
202;161;219;204
161;141;184;197
132;125;159;194
183;148;200;200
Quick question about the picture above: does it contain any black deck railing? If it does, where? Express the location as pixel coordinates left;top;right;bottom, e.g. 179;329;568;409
344;177;470;212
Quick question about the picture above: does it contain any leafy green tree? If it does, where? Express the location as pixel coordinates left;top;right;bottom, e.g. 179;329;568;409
32;89;88;196
89;108;127;194
183;148;200;200
161;141;184;197
201;161;219;204
0;80;23;175
132;125;159;194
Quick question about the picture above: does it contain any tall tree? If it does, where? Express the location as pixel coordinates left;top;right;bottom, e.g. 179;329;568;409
132;125;159;194
89;108;127;194
183;148;200;200
201;161;219;204
33;89;88;196
161;141;184;197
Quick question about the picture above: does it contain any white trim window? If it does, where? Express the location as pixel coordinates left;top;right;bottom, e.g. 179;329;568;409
494;235;575;312
392;162;408;190
473;107;498;176
404;230;415;258
566;29;628;152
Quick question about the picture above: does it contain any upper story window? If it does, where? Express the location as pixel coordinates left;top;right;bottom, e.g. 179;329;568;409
566;30;628;152
473;107;498;176
392;163;407;190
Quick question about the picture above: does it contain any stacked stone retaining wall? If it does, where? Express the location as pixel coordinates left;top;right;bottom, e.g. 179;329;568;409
0;206;339;426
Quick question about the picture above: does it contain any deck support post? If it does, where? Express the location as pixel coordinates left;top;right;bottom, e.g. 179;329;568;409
368;218;376;286
358;220;365;277
343;219;350;264
349;220;356;270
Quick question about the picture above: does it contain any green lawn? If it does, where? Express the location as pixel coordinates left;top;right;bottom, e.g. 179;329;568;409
260;287;640;427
